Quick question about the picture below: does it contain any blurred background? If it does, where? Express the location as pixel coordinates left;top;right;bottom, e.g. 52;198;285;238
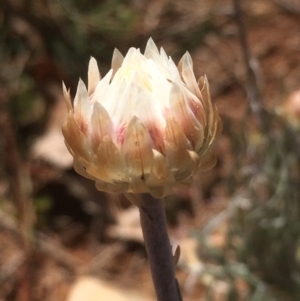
1;0;300;300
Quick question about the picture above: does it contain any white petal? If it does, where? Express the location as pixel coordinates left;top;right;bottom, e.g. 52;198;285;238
178;52;200;96
164;116;194;178
202;76;214;119
197;76;218;154
168;57;181;84
74;79;92;125
62;81;72;111
185;89;206;126
144;37;159;58
112;79;166;150
130;85;166;152
91;69;113;104
122;47;139;67
131;84;165;128
160;47;169;64
111;48;124;78
103;79;132;126
169;83;204;150
149;66;172;108
88;57;101;96
90;102;114;150
148;53;171;80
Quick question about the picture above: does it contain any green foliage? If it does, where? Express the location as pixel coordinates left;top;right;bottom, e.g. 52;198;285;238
8;76;45;125
34;195;53;225
197;116;300;300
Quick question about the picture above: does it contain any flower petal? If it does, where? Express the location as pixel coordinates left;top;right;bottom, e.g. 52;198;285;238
144;37;159;58
168;57;182;84
149;186;173;198
164;116;195;178
178;52;200;97
160;47;169;64
86;135;128;184
88;57;101;96
199;76;213;124
73;159;94;180
111;48;124;78
74;79;92;134
146;149;175;187
128;176;150;194
185;89;206;126
95;180;128;193
198;151;217;171
92;69;113;104
174;150;199;182
169;83;204;150
129;85;166;153
90;102;114;151
62;81;73;111
62;112;91;165
122;116;154;180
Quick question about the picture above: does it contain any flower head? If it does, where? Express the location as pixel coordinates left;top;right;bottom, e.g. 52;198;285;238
62;38;221;198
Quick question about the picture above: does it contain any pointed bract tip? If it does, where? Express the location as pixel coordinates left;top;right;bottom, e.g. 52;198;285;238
112;48;124;73
62;81;72;111
145;37;159;56
88;57;100;95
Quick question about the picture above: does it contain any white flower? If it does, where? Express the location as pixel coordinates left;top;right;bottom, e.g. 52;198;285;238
62;38;221;198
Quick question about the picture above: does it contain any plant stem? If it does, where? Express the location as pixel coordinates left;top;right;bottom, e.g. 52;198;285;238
126;193;181;301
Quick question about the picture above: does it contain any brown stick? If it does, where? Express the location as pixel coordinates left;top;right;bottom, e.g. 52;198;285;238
126;193;181;301
232;0;269;132
0;84;34;301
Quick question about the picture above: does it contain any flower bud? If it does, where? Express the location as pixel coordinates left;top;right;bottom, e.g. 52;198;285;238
62;38;222;198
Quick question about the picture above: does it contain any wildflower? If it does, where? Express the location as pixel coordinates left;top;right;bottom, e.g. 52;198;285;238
62;38;221;198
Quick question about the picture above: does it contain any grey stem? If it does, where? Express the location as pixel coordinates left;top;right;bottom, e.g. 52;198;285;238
132;194;181;301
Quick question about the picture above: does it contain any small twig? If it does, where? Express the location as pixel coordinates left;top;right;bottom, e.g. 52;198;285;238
82;243;125;274
0;253;26;283
0;92;33;242
232;0;269;131
126;193;181;301
0;210;81;272
0;83;35;301
271;0;300;15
